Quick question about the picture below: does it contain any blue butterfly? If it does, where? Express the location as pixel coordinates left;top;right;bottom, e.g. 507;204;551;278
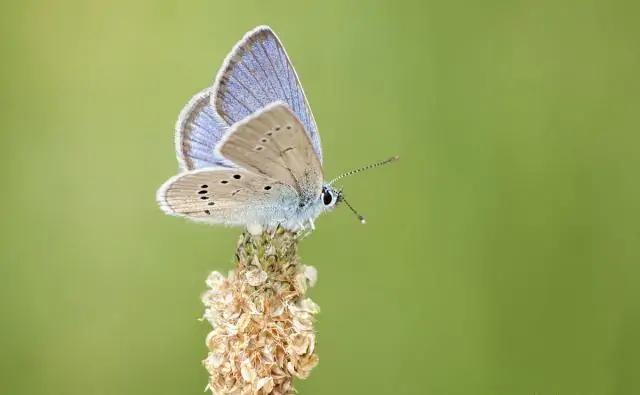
157;26;397;233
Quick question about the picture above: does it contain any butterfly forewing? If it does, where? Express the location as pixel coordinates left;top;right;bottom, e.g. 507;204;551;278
217;102;323;205
175;88;235;170
157;168;297;225
212;26;323;163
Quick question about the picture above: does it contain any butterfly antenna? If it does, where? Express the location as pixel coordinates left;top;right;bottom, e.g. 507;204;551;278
328;155;399;186
339;194;366;224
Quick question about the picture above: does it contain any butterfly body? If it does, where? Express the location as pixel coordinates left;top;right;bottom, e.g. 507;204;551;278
157;26;392;232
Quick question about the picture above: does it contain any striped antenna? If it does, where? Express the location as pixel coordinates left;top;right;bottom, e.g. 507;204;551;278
340;195;366;224
328;155;399;186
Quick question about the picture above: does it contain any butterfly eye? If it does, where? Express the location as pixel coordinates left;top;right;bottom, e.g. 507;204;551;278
323;191;333;206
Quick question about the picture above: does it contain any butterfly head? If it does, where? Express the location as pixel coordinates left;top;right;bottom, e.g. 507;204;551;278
321;185;339;209
319;185;366;224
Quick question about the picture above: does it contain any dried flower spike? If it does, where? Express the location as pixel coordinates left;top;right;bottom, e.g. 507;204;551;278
202;227;319;394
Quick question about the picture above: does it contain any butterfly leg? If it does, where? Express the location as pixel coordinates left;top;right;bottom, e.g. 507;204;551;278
295;221;312;241
297;228;313;241
296;219;316;241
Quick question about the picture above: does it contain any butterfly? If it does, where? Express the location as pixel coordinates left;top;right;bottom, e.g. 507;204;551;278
156;25;397;233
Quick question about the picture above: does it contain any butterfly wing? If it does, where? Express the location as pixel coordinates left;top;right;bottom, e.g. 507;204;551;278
212;25;323;163
156;167;298;226
216;102;323;206
175;88;234;170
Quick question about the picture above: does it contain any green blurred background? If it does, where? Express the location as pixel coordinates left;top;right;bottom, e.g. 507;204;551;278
1;1;639;394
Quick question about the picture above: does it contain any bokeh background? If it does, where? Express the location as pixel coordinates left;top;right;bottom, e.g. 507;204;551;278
1;1;639;394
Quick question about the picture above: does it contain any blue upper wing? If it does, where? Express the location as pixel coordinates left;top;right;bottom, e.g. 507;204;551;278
211;26;323;163
175;88;235;170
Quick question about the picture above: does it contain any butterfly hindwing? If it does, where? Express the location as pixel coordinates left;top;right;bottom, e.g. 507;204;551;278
157;167;298;226
212;25;323;163
175;88;234;170
217;102;323;206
